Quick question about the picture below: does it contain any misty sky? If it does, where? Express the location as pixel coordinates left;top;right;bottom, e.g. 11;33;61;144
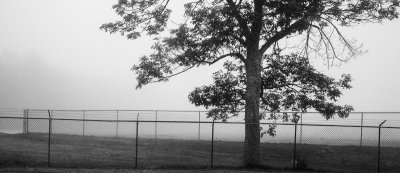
0;0;400;112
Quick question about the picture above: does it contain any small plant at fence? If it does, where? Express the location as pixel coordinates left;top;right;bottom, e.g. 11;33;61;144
293;155;308;170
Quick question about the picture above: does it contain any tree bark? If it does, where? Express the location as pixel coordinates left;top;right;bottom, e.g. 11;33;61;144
243;45;262;167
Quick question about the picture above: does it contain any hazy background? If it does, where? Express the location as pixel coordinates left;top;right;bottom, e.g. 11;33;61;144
1;0;400;112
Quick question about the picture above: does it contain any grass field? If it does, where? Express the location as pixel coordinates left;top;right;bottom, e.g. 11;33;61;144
0;167;314;173
0;132;399;173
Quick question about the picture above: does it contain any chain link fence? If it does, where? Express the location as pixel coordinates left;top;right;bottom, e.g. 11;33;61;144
0;108;399;172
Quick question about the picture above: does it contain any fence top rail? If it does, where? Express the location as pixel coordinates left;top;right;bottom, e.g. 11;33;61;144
2;108;400;114
1;116;400;129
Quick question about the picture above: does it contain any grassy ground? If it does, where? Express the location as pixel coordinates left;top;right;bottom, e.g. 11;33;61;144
0;133;399;173
0;167;314;173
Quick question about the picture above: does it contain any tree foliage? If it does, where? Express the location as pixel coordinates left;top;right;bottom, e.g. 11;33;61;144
189;53;353;119
188;53;353;135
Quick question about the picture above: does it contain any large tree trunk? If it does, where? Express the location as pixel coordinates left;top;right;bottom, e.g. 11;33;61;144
243;46;262;167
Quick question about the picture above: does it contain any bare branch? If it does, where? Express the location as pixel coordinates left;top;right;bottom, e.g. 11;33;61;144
310;24;352;63
151;64;196;84
200;53;246;65
320;17;361;58
259;18;308;55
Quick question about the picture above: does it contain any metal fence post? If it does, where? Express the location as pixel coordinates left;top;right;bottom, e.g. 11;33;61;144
83;110;86;136
155;110;158;139
211;119;215;168
378;120;386;173
153;110;158;166
198;111;201;140
135;113;139;169
47;110;52;167
293;122;298;170
26;109;29;134
300;113;303;144
23;109;28;134
116;110;119;137
360;113;364;146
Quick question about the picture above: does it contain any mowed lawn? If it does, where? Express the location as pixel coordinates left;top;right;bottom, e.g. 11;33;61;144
0;133;399;173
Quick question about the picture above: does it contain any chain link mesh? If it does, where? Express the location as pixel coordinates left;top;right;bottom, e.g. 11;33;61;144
0;109;399;172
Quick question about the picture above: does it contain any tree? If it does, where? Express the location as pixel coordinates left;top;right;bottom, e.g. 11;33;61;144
101;0;399;167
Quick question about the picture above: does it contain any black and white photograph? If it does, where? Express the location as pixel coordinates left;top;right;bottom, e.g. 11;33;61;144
0;0;400;172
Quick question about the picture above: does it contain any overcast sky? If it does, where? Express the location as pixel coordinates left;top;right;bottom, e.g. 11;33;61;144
0;0;399;112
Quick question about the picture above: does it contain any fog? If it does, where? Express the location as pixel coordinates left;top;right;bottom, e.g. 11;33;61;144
1;0;400;112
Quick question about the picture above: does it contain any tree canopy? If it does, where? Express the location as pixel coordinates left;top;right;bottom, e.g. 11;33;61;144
102;0;399;76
